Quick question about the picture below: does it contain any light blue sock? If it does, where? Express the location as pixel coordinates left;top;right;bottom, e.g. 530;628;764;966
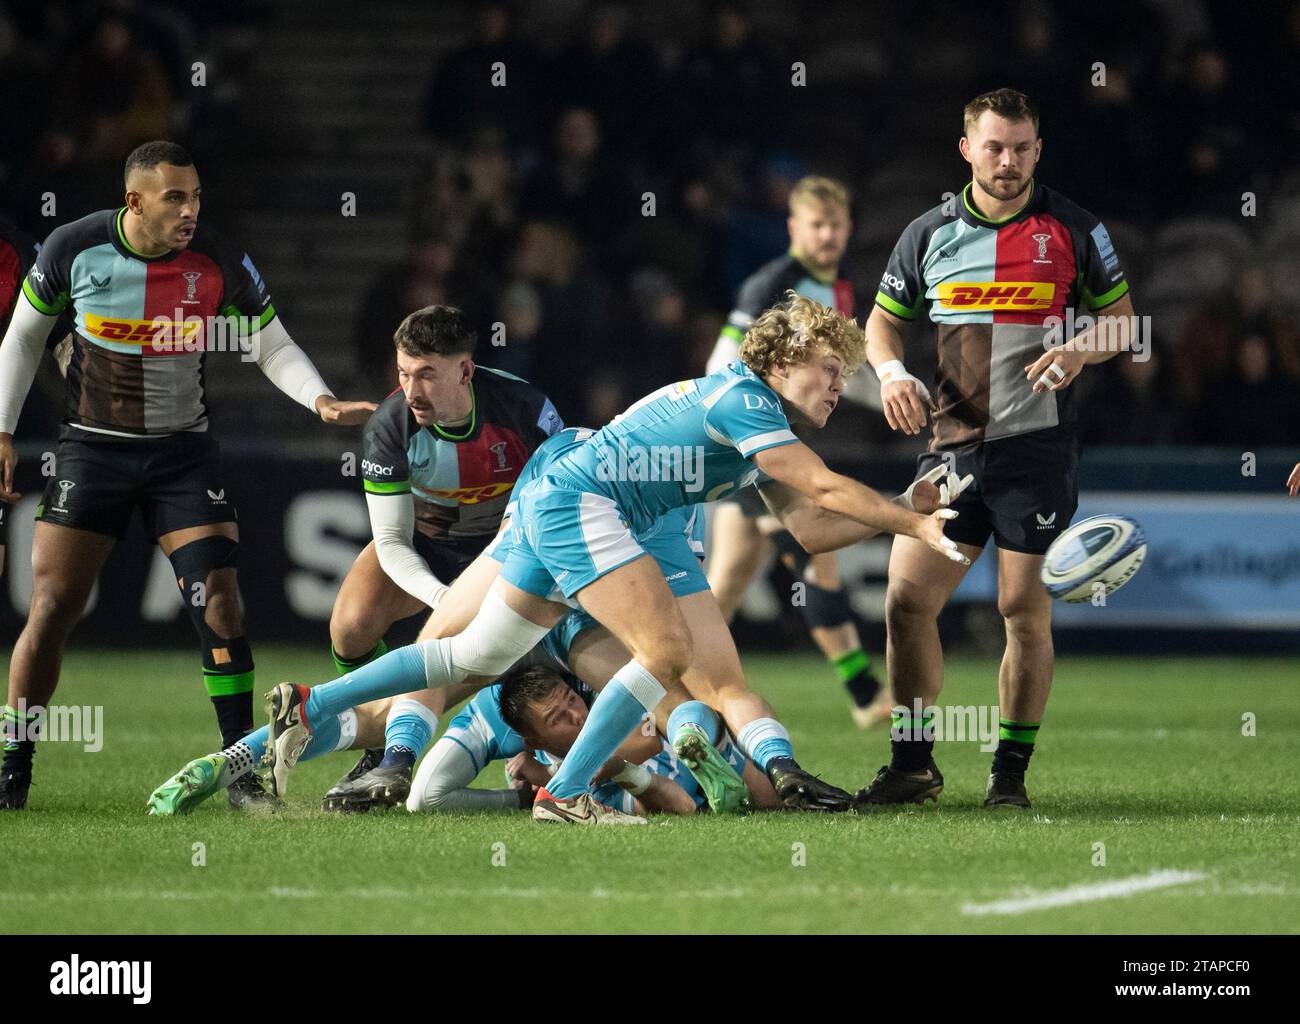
303;644;428;723
667;700;720;745
243;726;268;762
547;661;665;801
736;717;794;772
380;700;438;769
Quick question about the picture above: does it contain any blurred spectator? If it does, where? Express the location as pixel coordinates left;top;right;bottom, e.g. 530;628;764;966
1203;332;1300;446
486;279;544;381
56;15;173;163
506;219;615;424
519;107;632;248
1079;350;1189;446
1176;265;1300;410
420;1;545;148
1159;40;1254;216
551;3;663;162
680;4;772;152
354;237;458;396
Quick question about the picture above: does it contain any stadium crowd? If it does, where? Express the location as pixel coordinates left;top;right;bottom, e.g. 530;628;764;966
2;0;1297;443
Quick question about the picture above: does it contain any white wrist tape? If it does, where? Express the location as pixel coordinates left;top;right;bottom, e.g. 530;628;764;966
876;359;933;405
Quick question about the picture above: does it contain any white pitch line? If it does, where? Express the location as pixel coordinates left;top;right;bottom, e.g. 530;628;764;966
961;869;1208;916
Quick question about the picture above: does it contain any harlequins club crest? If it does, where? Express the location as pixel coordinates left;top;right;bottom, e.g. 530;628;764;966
1031;233;1052;264
182;271;202;303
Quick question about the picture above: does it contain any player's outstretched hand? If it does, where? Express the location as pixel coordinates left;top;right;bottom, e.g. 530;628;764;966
1287;462;1300;497
315;397;378;426
0;433;21;502
915;508;970;565
1025;345;1085;393
897;465;975;514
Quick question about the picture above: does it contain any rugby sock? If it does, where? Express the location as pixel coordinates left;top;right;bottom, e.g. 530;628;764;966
331;639;387;678
214;710;358;788
717;732;746;775
834;649;879;706
380;700;439;770
303;644;428;724
206;664;255;750
547;661;666;801
667;700;721;745
736;718;794;774
890;705;936;771
992;719;1040;777
1;704;38;777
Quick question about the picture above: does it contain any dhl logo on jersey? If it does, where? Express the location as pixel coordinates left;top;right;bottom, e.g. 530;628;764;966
936;282;1056;310
83;313;201;349
422;482;514;505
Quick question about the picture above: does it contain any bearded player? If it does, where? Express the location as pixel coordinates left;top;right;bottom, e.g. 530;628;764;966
858;89;1137;809
705;177;888;728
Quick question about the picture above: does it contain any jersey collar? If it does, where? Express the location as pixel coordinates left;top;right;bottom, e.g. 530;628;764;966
789;247;838;285
958;179;1041;228
111;207;181;262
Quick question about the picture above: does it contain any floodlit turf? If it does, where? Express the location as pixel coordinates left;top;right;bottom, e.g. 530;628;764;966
1;647;1297;934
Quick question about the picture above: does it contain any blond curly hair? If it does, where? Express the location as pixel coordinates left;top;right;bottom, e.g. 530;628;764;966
738;291;865;378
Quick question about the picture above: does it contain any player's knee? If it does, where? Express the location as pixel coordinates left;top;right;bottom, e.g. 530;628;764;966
644;630;693;682
202;583;243;637
26;585;87;631
329;603;375;659
998;590;1051;638
885;580;941;630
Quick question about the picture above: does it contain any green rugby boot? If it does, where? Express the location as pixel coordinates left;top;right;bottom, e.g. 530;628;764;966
672;722;750;813
147;755;227;816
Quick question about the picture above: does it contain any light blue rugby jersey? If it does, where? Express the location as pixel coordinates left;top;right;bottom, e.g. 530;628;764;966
508;424;708;550
542;362;800;534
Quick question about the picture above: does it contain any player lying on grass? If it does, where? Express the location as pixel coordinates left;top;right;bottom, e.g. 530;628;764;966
147;484;766;815
317;418;960;817
408;664;775;817
318;303;563;808
263;293;970;824
146;591;771;815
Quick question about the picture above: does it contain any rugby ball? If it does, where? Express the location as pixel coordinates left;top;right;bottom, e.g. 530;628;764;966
1040;514;1146;603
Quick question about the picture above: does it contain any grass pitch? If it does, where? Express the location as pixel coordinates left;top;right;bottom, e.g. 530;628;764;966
1;648;1297;934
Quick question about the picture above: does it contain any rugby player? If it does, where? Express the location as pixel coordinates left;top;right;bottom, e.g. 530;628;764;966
413;665;760;818
705;177;889;727
858;88;1136;809
0;142;374;811
264;294;968;824
320;304;563;810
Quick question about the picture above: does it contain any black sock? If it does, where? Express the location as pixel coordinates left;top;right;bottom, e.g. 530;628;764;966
844;667;880;707
2;704;37;778
378;745;417;771
766;755;799;780
890;707;935;771
992;738;1035;777
211;692;254;750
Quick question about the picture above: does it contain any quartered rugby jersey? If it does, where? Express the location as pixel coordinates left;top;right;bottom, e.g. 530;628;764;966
21;208;275;438
720;250;855;349
362;366;563;540
546;361;799;534
874;180;1129;450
